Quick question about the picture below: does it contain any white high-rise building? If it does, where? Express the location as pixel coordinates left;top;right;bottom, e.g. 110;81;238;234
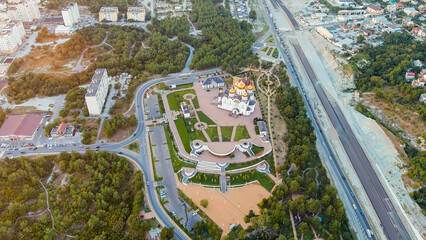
0;19;25;54
85;69;110;116
0;1;40;22
61;2;80;27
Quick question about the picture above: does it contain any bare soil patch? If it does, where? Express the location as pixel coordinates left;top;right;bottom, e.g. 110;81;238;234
99;124;137;143
177;180;271;235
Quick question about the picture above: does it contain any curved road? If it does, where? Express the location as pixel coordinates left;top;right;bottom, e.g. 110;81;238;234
4;68;221;239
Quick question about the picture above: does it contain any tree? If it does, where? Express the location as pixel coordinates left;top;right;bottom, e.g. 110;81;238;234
200;199;209;208
238;229;246;239
289;180;300;193
160;227;174;240
249;10;257;20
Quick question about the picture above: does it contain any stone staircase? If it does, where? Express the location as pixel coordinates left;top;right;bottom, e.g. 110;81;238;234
196;161;221;172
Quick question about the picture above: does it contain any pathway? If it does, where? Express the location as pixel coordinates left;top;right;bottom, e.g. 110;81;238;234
230;126;237;142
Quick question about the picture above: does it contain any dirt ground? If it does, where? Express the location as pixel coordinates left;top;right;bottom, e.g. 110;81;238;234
361;92;426;150
177;181;271;235
9;106;49;115
11;44;77;76
99;125;137;142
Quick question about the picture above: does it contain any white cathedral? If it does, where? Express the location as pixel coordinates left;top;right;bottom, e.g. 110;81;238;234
217;77;256;116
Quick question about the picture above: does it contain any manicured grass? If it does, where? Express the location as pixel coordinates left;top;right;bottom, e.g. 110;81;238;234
175;116;192;153
173;83;193;89
166;89;197;111
184;117;207;142
205;127;219;142
227;152;275;176
148;136;163;181
197;111;216;125
157;94;165;115
252;144;264;155
262;47;268;52
267;47;273;56
221;126;234;142
229;170;275;192
192;97;200;109
234;125;250;141
272;48;279;58
175;116;207;153
189;172;220;186
163;125;196;172
124;140;140;153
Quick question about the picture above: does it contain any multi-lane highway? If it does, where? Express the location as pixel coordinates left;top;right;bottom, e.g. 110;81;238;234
260;0;412;239
4;68;221;240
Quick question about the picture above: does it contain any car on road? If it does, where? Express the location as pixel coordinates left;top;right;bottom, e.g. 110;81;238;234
352;204;357;210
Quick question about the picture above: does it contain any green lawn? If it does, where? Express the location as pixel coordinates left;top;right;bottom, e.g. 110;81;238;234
175;116;192;153
192;97;200;109
252;145;264;155
175;116;207;153
163;125;196;172
234;125;250;141
272;48;279;58
226;153;275;175
229;170;275;192
173;83;193;89
157;94;165;115
221;126;234;142
267;47;273;56
166;89;197;111
124;140;140;153
262;47;268;52
189;172;220;186
197;111;216;125
205;127;219;142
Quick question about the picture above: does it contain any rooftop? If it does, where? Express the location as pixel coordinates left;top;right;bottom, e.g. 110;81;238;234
86;68;107;97
0;114;43;137
63;2;77;11
127;6;145;13
100;7;119;13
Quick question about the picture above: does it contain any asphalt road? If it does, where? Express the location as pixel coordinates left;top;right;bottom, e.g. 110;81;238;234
291;41;410;240
4;67;221;240
259;0;375;239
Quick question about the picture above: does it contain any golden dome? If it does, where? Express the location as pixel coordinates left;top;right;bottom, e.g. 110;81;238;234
242;91;248;97
237;80;246;90
247;85;253;90
233;81;239;88
229;88;235;94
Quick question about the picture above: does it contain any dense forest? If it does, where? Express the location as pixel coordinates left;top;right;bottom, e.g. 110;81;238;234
189;0;257;73
0;151;150;239
242;64;353;239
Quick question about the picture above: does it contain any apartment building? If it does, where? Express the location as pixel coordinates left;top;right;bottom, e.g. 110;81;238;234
0;19;25;54
61;2;80;26
85;69;110;116
127;6;145;21
99;7;118;22
0;0;40;22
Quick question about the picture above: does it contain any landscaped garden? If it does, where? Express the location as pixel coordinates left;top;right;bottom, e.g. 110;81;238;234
228;170;275;192
175;116;207;153
234;125;250;141
197;111;216;125
189;172;221;186
252;144;264;155
163;125;196;172
221;126;234;142
167;89;199;111
205;127;219;142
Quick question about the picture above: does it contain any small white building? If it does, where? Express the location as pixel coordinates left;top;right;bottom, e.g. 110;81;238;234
85;69;110;116
61;2;80;27
201;76;225;89
180;102;190;118
420;93;426;103
55;25;72;35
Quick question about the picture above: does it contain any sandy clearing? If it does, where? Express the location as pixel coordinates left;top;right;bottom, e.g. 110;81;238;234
177;181;271;235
